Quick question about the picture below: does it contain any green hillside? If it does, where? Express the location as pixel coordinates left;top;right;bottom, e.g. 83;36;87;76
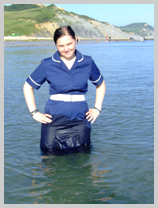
4;4;61;36
4;4;97;36
118;23;154;36
4;4;39;11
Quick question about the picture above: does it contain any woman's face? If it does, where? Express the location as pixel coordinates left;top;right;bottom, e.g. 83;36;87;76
56;35;76;60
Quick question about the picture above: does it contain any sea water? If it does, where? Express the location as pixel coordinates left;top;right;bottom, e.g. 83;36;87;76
4;40;154;204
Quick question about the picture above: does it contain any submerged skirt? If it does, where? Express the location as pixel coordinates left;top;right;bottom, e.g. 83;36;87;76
40;99;91;151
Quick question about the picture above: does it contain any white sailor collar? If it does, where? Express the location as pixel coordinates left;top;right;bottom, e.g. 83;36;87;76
52;49;84;63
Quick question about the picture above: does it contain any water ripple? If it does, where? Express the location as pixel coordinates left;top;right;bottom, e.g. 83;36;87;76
4;40;154;204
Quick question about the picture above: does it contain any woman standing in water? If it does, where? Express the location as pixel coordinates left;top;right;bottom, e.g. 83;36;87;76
23;25;106;153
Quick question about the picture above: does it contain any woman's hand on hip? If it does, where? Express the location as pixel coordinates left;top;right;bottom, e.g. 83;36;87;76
32;112;52;124
86;108;100;124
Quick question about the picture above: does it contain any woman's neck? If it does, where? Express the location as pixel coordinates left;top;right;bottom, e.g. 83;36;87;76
60;56;76;70
60;54;76;61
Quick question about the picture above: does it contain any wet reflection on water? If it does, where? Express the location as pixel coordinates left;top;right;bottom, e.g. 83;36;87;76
23;148;117;204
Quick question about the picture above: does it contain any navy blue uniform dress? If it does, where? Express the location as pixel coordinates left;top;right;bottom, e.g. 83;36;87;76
26;50;104;151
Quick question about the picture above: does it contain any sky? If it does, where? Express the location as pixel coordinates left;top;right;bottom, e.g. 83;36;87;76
4;4;154;27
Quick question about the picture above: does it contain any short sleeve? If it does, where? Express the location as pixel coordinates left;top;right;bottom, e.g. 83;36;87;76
26;60;46;90
89;60;104;86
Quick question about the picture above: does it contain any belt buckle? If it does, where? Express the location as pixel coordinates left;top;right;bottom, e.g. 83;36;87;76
66;94;72;102
70;95;73;102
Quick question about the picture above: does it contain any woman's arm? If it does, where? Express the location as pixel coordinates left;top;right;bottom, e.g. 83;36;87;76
23;82;52;124
86;80;106;123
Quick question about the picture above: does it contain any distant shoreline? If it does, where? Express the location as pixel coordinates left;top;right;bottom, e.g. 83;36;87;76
4;36;154;41
4;36;130;41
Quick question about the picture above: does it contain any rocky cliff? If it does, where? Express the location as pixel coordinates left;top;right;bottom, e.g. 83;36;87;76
34;10;144;41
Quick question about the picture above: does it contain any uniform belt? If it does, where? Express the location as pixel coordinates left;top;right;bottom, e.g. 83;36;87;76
50;94;85;102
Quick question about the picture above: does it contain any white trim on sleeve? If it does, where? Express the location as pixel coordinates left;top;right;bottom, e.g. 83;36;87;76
29;76;41;86
91;74;102;83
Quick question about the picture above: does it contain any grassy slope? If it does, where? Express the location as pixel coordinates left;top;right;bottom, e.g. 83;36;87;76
4;6;60;36
4;4;108;37
4;4;39;11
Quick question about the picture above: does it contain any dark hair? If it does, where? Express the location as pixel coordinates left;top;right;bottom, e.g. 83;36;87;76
53;25;76;44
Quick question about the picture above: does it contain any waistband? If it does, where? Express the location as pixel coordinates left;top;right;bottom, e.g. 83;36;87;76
50;94;85;102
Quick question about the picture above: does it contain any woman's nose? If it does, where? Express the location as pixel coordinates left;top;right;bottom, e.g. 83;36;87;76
64;45;68;51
